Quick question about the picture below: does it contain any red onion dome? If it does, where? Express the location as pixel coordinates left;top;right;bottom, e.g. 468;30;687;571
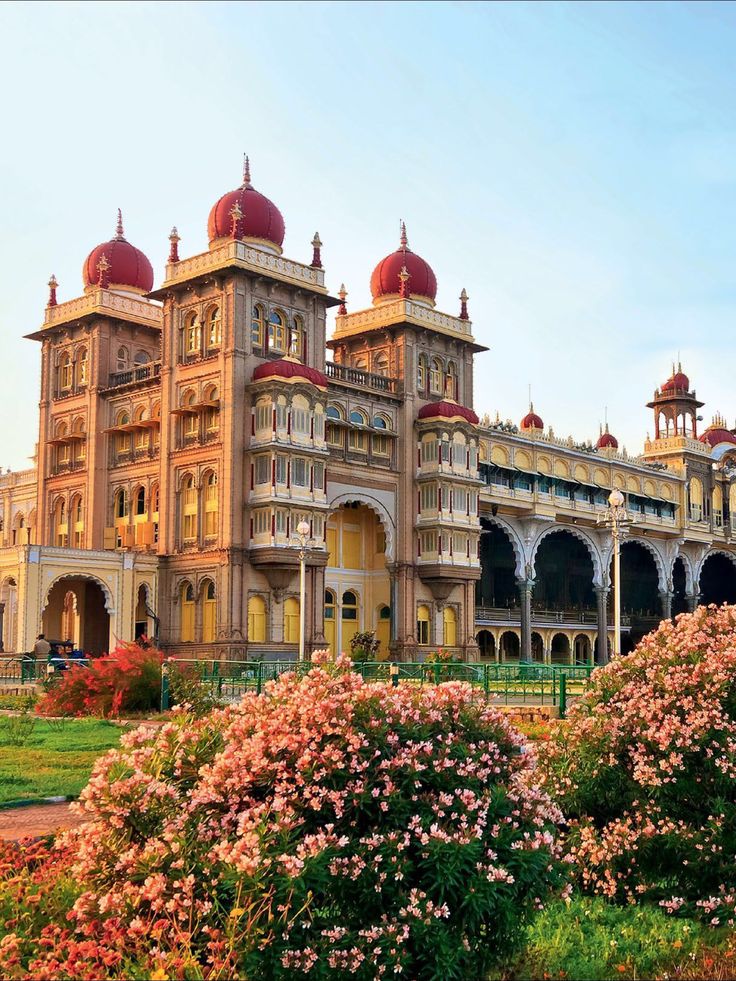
661;366;690;392
521;406;544;430
699;415;736;447
208;156;285;251
82;211;154;294
596;425;619;450
370;222;437;305
417;400;478;425
252;357;327;390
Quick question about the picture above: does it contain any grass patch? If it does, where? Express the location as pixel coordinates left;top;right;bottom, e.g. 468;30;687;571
492;896;730;981
0;718;123;803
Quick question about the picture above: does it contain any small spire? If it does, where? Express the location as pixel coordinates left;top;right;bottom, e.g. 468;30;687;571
398;265;411;299
310;232;323;269
399;220;408;249
115;209;125;240
97;252;110;289
168;226;180;263
337;283;348;315
230;200;243;239
243;154;251;186
47;274;58;307
459;287;469;320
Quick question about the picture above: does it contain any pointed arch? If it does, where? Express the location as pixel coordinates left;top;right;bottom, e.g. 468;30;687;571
327;491;396;561
621;535;668;593
480;515;525;579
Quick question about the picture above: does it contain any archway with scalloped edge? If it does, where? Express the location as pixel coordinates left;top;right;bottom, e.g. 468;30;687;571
328;491;396;562
42;572;114;615
480;515;525;580
698;549;736;606
530;525;603;588
671;551;695;596
621;536;668;594
42;573;113;656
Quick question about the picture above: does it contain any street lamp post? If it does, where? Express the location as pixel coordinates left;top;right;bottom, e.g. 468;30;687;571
294;520;312;663
597;489;634;657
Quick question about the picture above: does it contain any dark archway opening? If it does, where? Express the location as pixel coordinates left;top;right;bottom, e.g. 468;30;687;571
534;531;595;612
699;553;736;606
476;629;495;659
43;578;110;656
672;557;688;617
614;542;661;648
477;522;518;609
531;631;544;662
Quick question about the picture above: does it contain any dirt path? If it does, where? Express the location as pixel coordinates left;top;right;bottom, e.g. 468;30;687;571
0;802;85;840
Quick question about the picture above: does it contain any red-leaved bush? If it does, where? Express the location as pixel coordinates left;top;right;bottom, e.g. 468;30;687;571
3;653;565;980
542;605;736;925
35;641;162;718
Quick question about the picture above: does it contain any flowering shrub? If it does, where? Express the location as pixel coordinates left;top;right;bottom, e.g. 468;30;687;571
4;654;565;980
35;641;162;718
543;605;736;924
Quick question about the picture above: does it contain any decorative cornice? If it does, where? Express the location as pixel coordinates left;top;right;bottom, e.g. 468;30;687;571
333;298;483;347
36;289;162;334
160;240;327;294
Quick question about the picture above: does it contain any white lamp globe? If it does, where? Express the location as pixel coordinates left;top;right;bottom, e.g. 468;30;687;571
608;489;625;508
296;520;310;537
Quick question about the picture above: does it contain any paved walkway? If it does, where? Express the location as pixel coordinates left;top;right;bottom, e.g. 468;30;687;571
0;802;85;841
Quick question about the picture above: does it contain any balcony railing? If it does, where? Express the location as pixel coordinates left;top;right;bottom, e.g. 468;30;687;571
51;459;86;475
325;361;401;394
107;361;162;390
475;606;633;627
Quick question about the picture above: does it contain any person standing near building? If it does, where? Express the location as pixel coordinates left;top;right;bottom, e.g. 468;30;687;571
33;633;51;657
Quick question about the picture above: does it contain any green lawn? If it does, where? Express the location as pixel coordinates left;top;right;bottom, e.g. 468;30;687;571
0;718;123;803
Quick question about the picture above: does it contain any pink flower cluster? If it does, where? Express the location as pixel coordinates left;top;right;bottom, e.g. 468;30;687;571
3;652;564;979
544;604;736;924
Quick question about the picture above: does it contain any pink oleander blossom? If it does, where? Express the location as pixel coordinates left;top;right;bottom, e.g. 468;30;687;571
1;652;564;980
542;605;736;924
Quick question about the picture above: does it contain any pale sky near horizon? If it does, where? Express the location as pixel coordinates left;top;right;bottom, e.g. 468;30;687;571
1;0;736;470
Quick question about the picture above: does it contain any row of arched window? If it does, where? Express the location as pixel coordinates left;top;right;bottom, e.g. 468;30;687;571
180;305;222;361
325;405;393;455
416;604;457;647
112;402;161;459
179;472;219;543
246;595;301;644
51;417;87;473
251;304;305;359
112;484;160;547
417;354;458;400
5;511;35;546
51;494;84;548
55;347;88;396
179;385;220;446
689;478;736;528
180;579;218;643
350;351;391;377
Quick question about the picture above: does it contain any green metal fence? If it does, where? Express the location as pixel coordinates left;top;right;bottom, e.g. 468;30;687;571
159;658;594;716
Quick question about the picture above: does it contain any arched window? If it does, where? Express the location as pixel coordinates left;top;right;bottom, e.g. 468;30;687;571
251;304;265;350
429;358;443;395
150;483;160;543
327;406;343;420
114;488;128;521
202;580;217;643
151;402;161;448
53;498;67;547
76;348;88;388
180;582;195;643
324;589;336;652
247;595;267;643
184;313;201;357
115;411;131;456
116;347;129;372
417;354;428;393
284;597;300;644
290;315;304;359
348;410;367;452
206;306;221;351
181;475;197;541
71;494;84;548
59;353;73;391
134;486;146;516
204;472;218;538
342;590;358;621
373;351;389;376
204;385;220;435
689;477;704;522
417;604;430;645
182;389;199;440
373;415;388;430
443;607;457;647
713;485;724;527
352;356;368;371
445;362;457;399
133;351;150;366
268;311;287;353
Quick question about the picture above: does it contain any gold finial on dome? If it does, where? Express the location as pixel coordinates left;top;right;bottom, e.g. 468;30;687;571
115;209;125;240
337;283;348;315
97;252;110;289
168;226;180;263
399;220;408;249
243;154;251;186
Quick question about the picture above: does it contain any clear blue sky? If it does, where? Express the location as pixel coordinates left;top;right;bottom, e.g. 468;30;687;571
1;0;736;469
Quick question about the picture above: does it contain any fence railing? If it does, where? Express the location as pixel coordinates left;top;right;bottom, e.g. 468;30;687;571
160;658;594;716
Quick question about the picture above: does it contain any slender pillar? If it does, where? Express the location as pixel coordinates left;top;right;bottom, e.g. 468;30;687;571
659;590;674;622
0;601;4;653
686;592;700;613
594;586;609;665
516;577;534;662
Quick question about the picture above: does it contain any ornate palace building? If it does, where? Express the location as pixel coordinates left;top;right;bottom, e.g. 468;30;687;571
1;160;736;663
